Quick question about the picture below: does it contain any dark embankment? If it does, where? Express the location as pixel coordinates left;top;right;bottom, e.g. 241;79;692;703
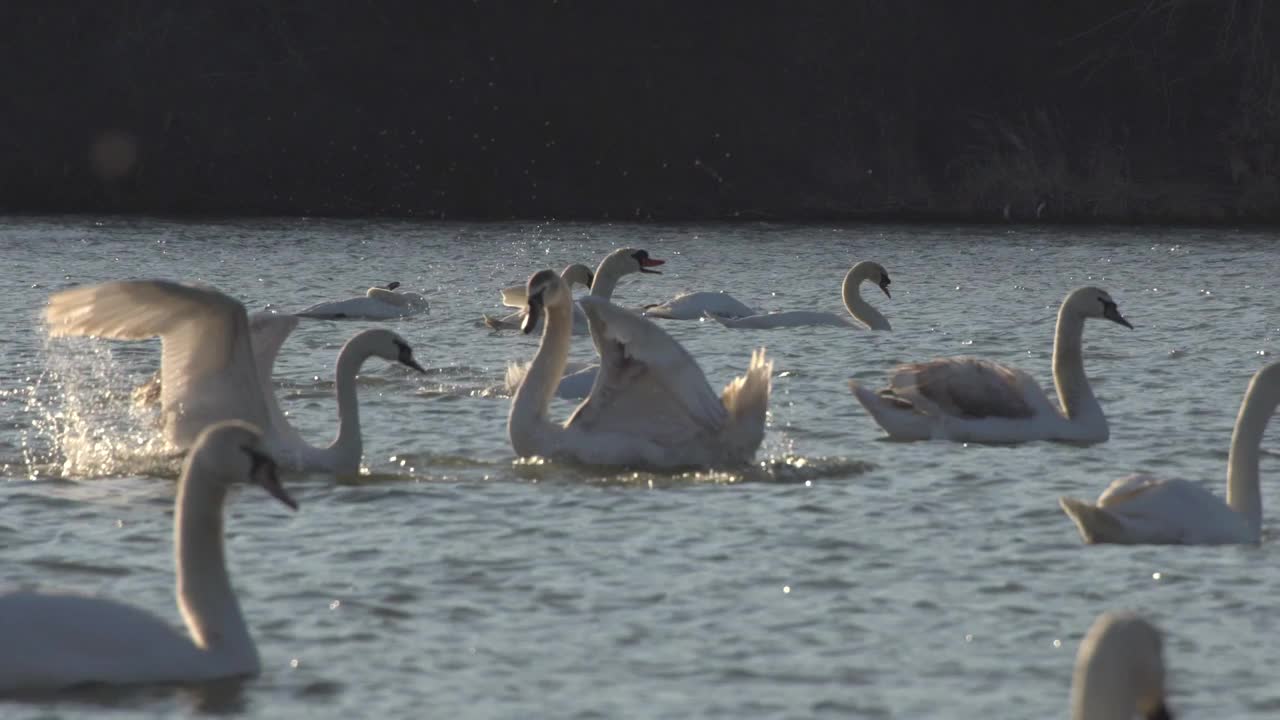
2;2;1278;222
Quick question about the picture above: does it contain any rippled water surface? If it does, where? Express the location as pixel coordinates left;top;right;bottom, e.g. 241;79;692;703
2;218;1279;718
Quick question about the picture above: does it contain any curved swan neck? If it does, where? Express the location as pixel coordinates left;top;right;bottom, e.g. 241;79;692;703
509;298;573;454
1226;365;1280;533
589;257;628;300
841;268;890;330
1051;307;1101;423
328;335;372;464
175;466;255;664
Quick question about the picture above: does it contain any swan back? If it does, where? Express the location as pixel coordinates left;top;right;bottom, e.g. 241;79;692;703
1072;612;1169;720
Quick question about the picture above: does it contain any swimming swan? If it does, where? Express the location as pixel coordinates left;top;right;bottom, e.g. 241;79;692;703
296;281;429;320
705;261;892;330
508;269;771;468
483;263;595;333
849;286;1132;443
1071;612;1171;720
0;421;296;693
1060;360;1280;545
643;291;756;320
45;280;426;474
501;248;666;397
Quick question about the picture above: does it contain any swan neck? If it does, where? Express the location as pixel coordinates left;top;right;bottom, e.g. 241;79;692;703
841;270;890;330
175;468;255;663
509;299;573;454
1227;370;1280;533
1052;309;1100;422
590;259;624;300
329;336;368;467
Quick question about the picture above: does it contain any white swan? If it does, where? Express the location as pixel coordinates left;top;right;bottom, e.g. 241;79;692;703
45;280;426;474
849;286;1132;443
643;291;756;320
296;281;429;320
500;248;667;398
0;421;296;693
483;263;595;333
705;261;892;330
1060;360;1280;545
507;269;771;468
1071;612;1171;720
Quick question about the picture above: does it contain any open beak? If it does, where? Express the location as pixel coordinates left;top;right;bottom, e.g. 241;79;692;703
247;447;297;511
639;257;665;275
1104;304;1134;329
522;295;543;334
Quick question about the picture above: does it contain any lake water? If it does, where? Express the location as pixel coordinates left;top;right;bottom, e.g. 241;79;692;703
2;218;1279;718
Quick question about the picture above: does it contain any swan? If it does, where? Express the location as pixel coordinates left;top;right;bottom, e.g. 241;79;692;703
643;291;756;320
483;263;595;333
507;269;771;468
499;247;667;398
1060;360;1280;545
44;279;427;474
296;281;429;320
849;286;1132;443
0;421;296;693
1071;612;1171;720
704;261;892;330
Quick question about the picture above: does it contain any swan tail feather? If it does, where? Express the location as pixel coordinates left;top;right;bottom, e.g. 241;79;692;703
1058;497;1126;544
719;348;772;461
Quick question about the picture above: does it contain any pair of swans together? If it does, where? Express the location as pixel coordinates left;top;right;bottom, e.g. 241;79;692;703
44;280;428;475
851;285;1280;546
504;259;894;400
296;281;430;320
0;421;1175;710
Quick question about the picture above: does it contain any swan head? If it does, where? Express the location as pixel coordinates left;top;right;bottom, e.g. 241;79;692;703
560;263;595;291
1072;612;1170;720
853;261;892;299
187;421;297;510
521;269;568;334
598;247;665;280
385;281;401;291
351;328;427;373
1065;287;1133;329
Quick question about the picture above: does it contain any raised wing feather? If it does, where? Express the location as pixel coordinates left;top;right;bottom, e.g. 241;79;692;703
500;284;528;308
248;312;303;448
568;296;727;443
45;280;268;449
888;358;1042;419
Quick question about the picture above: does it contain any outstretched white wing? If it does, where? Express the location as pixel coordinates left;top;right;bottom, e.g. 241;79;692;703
885;357;1047;419
500;284;528;308
248;312;303;448
567;296;726;444
45;279;269;449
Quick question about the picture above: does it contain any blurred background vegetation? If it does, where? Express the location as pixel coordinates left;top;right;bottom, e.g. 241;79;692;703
2;1;1277;222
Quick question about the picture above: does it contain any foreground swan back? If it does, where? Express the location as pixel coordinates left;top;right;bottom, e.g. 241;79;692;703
0;421;297;693
1060;360;1280;544
706;261;892;330
1072;612;1171;720
508;269;771;467
297;281;429;320
45;279;426;473
849;286;1132;443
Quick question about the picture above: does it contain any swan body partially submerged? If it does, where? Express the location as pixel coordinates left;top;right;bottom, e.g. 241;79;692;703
849;286;1132;443
0;421;296;693
508;269;771;468
1071;612;1172;720
297;282;429;320
643;291;756;320
706;261;892;330
45;279;426;474
1060;361;1280;545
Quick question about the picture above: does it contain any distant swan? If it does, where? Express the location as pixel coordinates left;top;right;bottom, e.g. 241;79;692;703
296;281;429;320
0;421;296;693
508;269;771;467
45;280;426;474
643;291;756;320
501;248;666;397
1071;612;1172;720
705;261;892;330
849;286;1132;443
1060;360;1280;545
483;263;595;333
